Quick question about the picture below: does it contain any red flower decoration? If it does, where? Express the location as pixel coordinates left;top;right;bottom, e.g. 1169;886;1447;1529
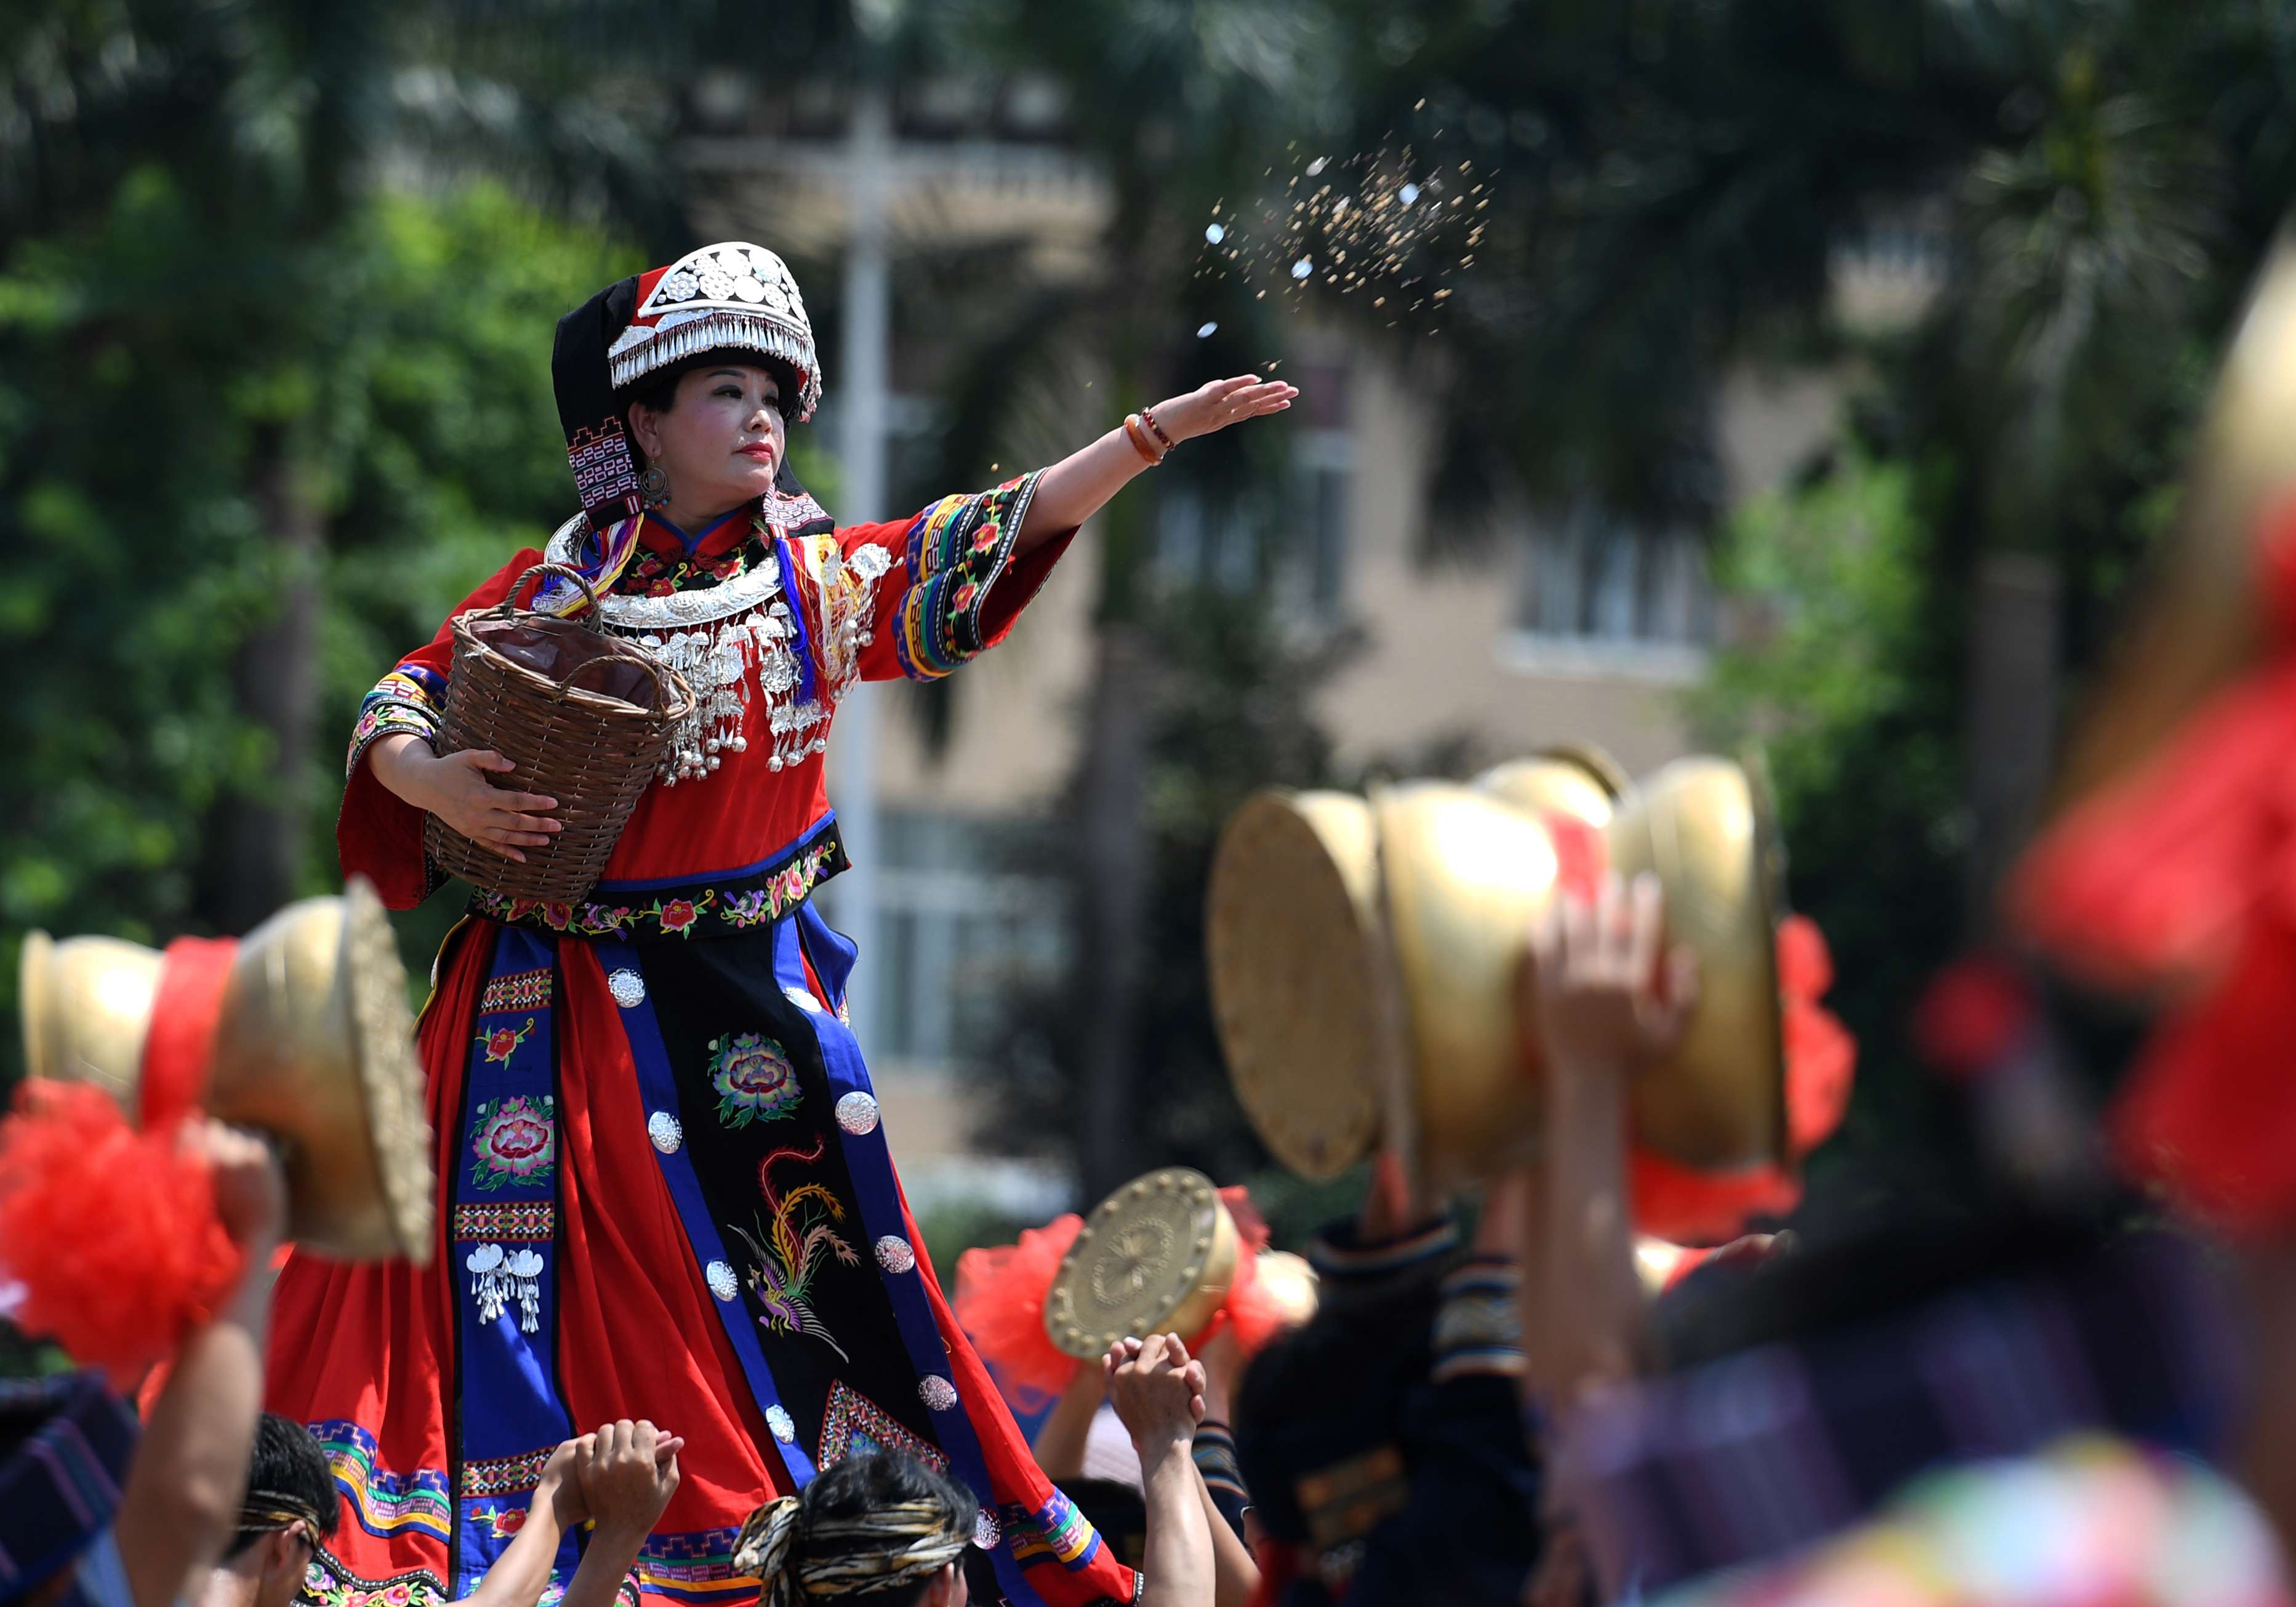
659;899;699;933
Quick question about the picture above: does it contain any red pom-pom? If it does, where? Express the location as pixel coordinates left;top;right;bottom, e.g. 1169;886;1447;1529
953;1214;1083;1411
1217;1185;1271;1256
1629;1147;1802;1248
0;1082;244;1379
1775;914;1834;1003
1206;1184;1296;1355
1776;916;1856;1155
1783;998;1856;1155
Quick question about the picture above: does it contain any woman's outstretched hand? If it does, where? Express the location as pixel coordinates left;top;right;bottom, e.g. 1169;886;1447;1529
368;733;562;862
1017;374;1300;552
1149;375;1297;441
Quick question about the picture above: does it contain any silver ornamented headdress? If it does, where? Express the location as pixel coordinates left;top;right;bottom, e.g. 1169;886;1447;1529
607;242;823;420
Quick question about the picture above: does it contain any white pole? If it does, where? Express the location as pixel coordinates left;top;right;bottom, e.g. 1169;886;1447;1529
831;86;891;1057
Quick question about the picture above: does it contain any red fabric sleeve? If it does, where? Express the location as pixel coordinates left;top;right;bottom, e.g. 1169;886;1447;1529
337;549;545;910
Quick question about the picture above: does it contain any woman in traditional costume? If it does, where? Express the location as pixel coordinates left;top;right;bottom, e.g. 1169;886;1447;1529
267;241;1292;1607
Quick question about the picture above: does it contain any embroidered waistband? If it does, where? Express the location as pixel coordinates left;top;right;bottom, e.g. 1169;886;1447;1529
468;823;848;944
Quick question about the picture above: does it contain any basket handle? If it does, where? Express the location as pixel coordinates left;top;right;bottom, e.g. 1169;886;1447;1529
494;562;601;619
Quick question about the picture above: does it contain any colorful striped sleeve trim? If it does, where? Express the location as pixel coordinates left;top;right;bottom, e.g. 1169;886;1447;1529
894;471;1040;682
347;663;448;779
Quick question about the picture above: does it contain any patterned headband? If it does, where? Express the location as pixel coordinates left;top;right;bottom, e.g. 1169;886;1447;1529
237;1489;328;1537
734;1496;970;1605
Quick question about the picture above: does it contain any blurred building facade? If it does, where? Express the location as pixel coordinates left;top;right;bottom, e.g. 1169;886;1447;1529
681;78;1839;1209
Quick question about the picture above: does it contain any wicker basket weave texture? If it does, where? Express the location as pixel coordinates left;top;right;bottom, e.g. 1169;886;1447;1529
422;564;692;905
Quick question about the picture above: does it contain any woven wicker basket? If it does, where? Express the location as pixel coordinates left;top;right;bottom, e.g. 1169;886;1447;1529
423;564;693;905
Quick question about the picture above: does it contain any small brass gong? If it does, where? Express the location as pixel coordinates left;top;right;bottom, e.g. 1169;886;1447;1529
1044;1168;1240;1361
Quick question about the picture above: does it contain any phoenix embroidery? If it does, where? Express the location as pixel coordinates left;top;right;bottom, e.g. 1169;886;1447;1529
730;1137;859;1360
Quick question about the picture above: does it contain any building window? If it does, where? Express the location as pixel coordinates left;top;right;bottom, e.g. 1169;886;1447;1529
1154;486;1261;594
1506;504;1712;681
869;812;1066;1075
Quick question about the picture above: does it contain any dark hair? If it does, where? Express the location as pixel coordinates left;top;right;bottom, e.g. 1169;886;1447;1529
619;350;801;426
223;1414;339;1559
798;1454;977;1606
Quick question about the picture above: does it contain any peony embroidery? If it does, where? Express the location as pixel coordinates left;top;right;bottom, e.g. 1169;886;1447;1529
470;1096;555;1190
476;1018;535;1066
709;1033;802;1129
643;892;715;937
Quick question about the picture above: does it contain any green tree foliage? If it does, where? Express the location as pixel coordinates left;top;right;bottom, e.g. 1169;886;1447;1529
0;175;632;1066
1687;450;1967;1177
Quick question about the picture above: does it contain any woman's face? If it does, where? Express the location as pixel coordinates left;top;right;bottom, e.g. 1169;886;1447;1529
626;363;786;522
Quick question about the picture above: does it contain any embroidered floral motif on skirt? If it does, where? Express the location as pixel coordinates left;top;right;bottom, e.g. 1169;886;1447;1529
451;929;578;1597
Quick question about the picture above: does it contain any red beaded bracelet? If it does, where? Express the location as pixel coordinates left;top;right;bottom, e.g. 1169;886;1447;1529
1141;406;1178;451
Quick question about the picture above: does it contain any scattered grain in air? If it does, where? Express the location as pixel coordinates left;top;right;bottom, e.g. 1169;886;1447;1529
1206;223;1226;244
1415;98;1426;109
1374;296;1386;306
1197;322;1218;338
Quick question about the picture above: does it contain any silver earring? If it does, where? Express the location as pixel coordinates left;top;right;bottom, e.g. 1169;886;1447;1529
637;464;671;507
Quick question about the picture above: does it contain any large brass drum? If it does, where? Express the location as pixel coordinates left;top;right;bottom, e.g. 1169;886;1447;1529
18;878;435;1262
1045;1168;1239;1358
1605;758;1785;1168
1206;753;1788;1192
1204;792;1395;1179
1376;782;1568;1193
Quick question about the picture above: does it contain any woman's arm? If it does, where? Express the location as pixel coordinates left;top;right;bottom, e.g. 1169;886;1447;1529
117;1127;286;1607
1106;1336;1214;1607
1195;1465;1259;1607
1528;872;1698;1403
560;1421;682;1607
1031;1361;1102;1482
459;1438;586;1607
1016;376;1297;555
